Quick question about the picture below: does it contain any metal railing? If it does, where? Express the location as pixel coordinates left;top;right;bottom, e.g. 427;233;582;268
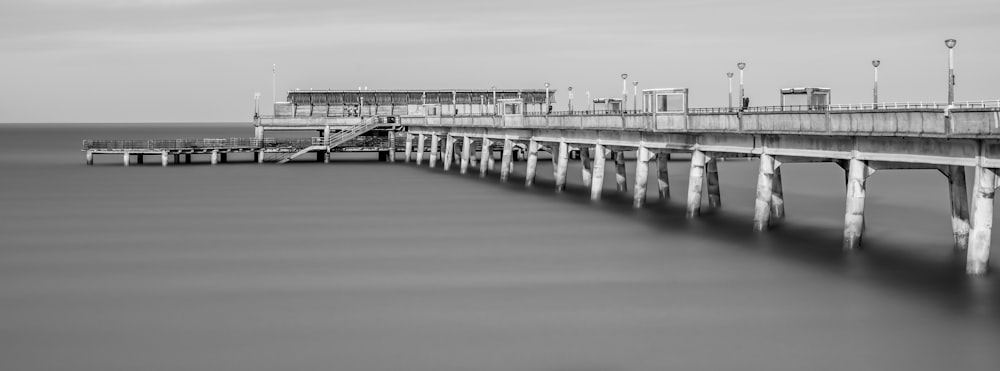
82;138;325;151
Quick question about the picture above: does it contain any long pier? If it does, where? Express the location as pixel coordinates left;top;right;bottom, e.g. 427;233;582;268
84;88;1000;274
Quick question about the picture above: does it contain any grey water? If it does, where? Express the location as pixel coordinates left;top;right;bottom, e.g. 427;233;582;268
1;123;999;371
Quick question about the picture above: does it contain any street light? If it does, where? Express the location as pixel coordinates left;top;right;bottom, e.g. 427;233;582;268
545;82;551;114
945;39;957;105
491;85;496;115
872;59;880;106
568;86;574;113
632;81;638;112
621;73;628;113
586;91;592;112
737;62;746;111
726;72;734;111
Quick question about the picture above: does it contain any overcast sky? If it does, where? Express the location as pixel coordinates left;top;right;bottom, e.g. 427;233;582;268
2;0;998;123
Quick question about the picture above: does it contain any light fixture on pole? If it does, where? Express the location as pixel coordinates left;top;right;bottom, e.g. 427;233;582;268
872;59;880;106
737;62;746;111
254;92;260;118
945;39;957;105
271;64;277;114
491;85;497;115
568;86;574;113
544;82;551;114
586;91;592;112
621;73;628;112
726;72;734;111
632;81;638;112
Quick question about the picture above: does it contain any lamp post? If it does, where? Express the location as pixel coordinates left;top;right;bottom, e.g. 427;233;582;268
491;85;497;115
271;64;276;110
568;86;574;113
632;81;638;112
872;60;880;106
737;62;746;111
586;91;592;112
726;72;734;111
621;73;628;113
544;82;550;114
945;39;957;105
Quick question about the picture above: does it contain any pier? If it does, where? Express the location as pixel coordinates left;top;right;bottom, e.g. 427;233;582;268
84;88;1000;275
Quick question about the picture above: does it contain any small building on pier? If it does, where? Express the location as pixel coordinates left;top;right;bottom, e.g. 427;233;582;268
779;87;831;110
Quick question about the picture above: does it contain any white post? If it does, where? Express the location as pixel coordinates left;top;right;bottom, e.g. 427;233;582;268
555;141;569;192
500;139;513;182
443;134;455;171
525;140;539;187
753;154;775;230
416;133;425;165
686;150;707;218
590;143;607;200
968;164;996;274
843;158;870;249
633;147;650;208
460;136;471;174
404;132;413;163
657;151;670;202
480;137;491;178
429;134;439;168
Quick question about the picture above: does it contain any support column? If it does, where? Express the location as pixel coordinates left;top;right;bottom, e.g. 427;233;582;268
686;150;707;218
753;154;775;230
137;154;144;165
771;165;785;223
388;131;396;163
256;151;263;164
470;140;479;168
554;141;569;192
460;136;471;174
706;156;721;208
185;154;191;164
480;137;491;178
657;152;670;202
968;165;996;274
429;134;440;168
86;151;94;165
614;151;627;192
221;153;228;163
443;135;455;171
161;152;168;167
500;138;513;182
210;150;219;165
123;151;129;167
525;140;539;187
487;144;497;171
581;147;592;187
843;158;871;250
947;165;970;250
416;133;426;165
633;147;651;208
590;143;607;200
174;154;181;164
405;133;414;163
323;126;331;164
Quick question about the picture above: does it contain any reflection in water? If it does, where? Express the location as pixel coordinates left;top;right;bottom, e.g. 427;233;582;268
0;124;998;371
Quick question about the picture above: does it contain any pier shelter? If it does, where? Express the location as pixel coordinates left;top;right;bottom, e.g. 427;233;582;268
779;87;831;109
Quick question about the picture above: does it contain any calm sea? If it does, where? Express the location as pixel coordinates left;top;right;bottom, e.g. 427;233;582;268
1;123;999;371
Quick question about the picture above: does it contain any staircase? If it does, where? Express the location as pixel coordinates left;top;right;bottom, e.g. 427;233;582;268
275;117;382;164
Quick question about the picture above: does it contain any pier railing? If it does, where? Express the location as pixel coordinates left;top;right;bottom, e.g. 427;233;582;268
82;138;323;151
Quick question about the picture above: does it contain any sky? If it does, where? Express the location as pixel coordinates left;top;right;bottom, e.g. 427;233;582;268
1;0;998;123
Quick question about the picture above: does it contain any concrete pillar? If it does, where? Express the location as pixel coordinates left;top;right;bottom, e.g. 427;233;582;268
657;152;670;202
185;154;191;164
161;152;168;167
968;165;996;274
254;125;264;140
947;165;970;250
86;151;94;165
123;151;129;167
555;141;569;192
614;151;627;192
256;151;263;164
843;158;870;250
753;154;775;230
480;137;491;178
500;138;513;182
771;164;785;223
211;150;219;165
590;144;607;199
706;157;721;208
416;133;426;165
221;153;228;163
460;136;471;174
470;140;479;168
581;147;593;187
137;154;144;165
686;150;707;218
388;131;396;162
487;145;497;172
443;135;455;171
525;140;539;187
174;154;181;164
633;147;651;208
429;134;440;168
405;133;414;163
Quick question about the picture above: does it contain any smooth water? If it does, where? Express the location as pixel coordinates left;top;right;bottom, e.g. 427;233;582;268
1;123;999;371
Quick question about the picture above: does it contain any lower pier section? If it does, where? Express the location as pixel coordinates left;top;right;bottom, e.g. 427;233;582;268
402;127;996;275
